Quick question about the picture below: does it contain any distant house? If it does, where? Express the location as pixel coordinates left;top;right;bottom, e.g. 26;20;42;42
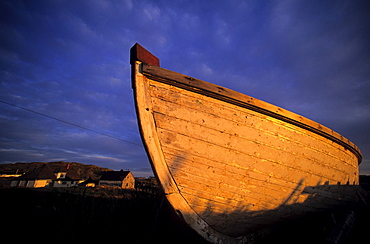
99;170;135;189
11;165;54;187
52;165;83;187
11;164;83;188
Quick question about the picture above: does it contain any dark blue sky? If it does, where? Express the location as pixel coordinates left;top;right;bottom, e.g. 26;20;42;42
1;0;369;176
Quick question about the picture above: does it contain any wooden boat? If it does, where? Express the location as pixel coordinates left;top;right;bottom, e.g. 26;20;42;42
130;43;362;243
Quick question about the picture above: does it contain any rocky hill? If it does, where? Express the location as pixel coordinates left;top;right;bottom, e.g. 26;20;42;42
0;161;112;180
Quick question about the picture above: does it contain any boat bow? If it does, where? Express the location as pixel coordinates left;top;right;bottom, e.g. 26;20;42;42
130;43;362;243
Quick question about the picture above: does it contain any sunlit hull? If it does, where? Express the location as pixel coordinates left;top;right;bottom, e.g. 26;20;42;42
131;44;362;243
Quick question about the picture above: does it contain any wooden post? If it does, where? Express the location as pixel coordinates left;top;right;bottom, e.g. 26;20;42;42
130;43;160;66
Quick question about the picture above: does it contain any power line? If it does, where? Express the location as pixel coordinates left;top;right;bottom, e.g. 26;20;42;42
0;100;142;147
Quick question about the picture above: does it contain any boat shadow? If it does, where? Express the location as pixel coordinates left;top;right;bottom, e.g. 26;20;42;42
161;154;362;243
204;182;358;230
173;182;360;243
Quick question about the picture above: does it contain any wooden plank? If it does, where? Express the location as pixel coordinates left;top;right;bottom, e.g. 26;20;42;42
148;83;357;168
142;64;361;163
164;144;355;208
163;149;347;205
158;126;358;208
148;81;359;183
169;164;287;209
169;164;301;207
163;146;307;192
149;81;358;167
153;104;356;182
154;111;355;181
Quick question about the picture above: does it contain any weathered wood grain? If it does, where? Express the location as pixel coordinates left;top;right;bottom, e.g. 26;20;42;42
132;57;361;244
149;82;357;167
149;81;358;181
142;63;361;162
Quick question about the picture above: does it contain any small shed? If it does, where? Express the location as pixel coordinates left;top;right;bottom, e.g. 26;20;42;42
99;170;135;189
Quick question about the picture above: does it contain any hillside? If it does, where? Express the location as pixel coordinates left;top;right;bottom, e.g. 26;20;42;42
0;161;112;180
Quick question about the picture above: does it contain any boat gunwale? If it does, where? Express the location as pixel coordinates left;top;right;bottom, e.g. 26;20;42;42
140;63;362;164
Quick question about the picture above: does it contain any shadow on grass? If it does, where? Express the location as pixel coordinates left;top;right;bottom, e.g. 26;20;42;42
1;186;369;244
0;187;207;243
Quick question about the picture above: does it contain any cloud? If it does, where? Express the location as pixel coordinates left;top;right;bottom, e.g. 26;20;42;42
1;0;369;175
81;154;128;162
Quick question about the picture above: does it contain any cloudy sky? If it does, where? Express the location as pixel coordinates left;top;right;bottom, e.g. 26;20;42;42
1;0;369;177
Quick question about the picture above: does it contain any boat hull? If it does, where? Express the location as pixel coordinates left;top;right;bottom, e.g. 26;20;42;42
131;44;361;243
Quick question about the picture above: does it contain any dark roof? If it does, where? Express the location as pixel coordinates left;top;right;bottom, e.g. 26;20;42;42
18;165;56;180
99;171;131;181
16;164;81;181
80;177;99;185
56;172;81;181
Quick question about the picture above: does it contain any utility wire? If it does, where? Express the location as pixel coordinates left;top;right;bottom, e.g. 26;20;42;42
0;100;142;147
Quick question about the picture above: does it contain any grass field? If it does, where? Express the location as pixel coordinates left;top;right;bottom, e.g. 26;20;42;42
0;187;206;243
1;187;369;243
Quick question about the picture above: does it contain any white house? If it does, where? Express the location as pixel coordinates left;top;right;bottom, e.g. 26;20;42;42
11;164;82;188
